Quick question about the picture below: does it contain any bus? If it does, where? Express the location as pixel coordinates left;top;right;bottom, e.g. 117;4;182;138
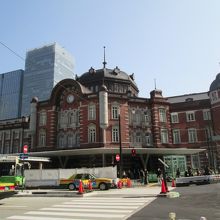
0;155;50;188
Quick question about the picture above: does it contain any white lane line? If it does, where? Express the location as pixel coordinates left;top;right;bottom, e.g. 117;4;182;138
63;201;144;205
72;197;151;202
2;205;27;208
26;211;126;218
70;199;148;203
53;204;139;209
41;207;132;213
7;216;90;220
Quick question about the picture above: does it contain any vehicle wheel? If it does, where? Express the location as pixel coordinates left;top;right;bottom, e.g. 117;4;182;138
68;183;76;190
99;182;108;190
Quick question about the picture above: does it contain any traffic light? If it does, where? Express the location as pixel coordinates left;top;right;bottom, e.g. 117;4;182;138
131;149;136;157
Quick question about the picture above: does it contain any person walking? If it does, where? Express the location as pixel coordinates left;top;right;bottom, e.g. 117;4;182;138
176;168;180;178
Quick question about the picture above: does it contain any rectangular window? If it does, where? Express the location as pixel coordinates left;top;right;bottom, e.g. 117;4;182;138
112;127;119;142
203;110;211;120
39;112;47;126
186;111;195;122
13;131;19;139
5;131;10;140
173;129;181;144
191;154;200;169
112;106;119;119
161;129;168;143
144;111;151;122
171;113;179;123
88;104;96;120
205;127;212;141
188;128;197;143
159;108;166;122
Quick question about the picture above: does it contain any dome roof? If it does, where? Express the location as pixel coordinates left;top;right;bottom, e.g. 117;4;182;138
78;67;138;88
210;73;220;91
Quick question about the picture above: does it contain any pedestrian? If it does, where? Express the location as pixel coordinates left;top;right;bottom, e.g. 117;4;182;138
140;169;145;184
176;168;180;178
156;168;162;184
144;169;148;185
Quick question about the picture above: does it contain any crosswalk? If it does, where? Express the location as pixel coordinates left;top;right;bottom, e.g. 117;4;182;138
7;197;156;220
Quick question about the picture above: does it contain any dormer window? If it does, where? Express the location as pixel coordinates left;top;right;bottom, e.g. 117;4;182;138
89;67;96;74
113;66;120;75
185;98;193;102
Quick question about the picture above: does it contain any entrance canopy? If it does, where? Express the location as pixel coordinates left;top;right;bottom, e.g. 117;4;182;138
28;147;205;157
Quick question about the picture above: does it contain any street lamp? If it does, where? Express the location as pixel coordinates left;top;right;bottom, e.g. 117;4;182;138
118;114;123;178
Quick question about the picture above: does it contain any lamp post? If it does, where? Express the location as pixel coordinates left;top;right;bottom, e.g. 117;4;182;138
118;114;123;178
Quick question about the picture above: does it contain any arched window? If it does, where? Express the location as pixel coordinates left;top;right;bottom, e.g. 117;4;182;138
88;124;96;143
67;132;74;148
58;132;65;148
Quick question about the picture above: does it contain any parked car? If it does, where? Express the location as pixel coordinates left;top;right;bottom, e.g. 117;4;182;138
67;173;115;190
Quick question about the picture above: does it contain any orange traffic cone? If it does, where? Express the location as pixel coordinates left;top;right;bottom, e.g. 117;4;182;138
127;178;132;188
78;179;84;194
160;178;167;194
172;178;176;187
88;180;93;191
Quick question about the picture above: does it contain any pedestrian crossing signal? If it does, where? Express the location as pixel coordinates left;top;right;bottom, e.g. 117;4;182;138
131;149;136;157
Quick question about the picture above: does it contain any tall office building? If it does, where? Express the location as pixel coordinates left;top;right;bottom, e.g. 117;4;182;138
0;69;24;120
21;43;75;116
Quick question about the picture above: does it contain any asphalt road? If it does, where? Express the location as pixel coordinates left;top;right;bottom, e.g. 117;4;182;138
128;183;220;220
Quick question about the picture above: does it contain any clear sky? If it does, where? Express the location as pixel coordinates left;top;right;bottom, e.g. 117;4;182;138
1;0;220;98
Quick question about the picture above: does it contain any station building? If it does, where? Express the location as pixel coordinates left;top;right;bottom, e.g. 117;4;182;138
1;62;220;177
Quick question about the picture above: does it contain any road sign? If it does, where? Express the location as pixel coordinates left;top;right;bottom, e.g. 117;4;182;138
23;145;28;154
115;154;120;162
19;153;28;160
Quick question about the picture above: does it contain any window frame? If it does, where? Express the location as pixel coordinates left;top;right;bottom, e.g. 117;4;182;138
171;112;179;123
112;126;119;142
172;129;181;144
188;128;197;143
161;128;168;144
186;111;195;122
159;108;167;122
88;125;96;143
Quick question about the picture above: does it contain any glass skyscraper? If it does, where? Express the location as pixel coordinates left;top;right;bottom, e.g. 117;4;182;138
0;69;24;120
21;43;75;116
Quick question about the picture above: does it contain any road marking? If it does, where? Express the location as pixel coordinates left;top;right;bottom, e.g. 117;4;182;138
41;207;132;213
1;205;27;208
8;216;91;220
53;204;139;209
63;201;144;205
26;211;126;218
7;196;157;220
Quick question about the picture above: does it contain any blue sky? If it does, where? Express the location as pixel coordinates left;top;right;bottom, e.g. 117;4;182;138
1;0;220;97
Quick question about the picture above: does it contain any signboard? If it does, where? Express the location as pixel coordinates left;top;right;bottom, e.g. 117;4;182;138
23;145;28;154
115;154;120;162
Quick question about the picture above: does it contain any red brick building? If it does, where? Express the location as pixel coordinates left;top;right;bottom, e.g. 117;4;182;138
1;65;220;176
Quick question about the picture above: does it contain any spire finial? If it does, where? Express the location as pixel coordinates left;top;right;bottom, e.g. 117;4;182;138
103;46;107;68
154;78;157;90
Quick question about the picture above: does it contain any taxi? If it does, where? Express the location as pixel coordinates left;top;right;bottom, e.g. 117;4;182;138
68;173;115;190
